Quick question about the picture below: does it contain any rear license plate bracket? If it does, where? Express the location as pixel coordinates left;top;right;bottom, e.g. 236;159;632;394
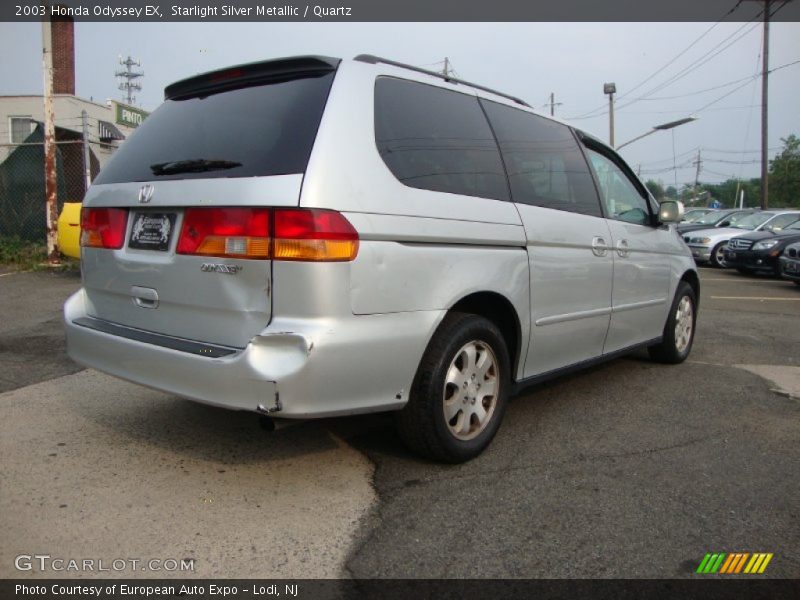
128;212;177;251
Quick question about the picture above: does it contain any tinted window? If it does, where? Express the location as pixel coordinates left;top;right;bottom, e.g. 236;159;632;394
481;100;601;217
94;72;335;184
374;77;508;201
586;149;651;226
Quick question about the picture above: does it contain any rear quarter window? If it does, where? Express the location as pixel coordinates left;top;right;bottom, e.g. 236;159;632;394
374;77;509;202
94;71;335;184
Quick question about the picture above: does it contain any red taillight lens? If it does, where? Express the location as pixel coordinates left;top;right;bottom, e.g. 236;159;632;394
273;209;359;262
80;208;128;249
177;207;270;258
175;207;359;261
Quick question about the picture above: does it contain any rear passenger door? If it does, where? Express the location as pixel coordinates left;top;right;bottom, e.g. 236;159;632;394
583;145;672;353
481;100;613;377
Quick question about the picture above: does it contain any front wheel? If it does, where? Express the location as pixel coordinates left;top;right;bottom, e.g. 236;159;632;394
396;313;510;463
648;281;697;364
710;242;728;268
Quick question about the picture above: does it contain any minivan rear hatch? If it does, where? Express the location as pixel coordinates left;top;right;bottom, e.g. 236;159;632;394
80;56;339;348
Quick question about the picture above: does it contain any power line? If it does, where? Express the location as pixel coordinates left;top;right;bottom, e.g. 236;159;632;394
568;1;743;119
570;11;764;120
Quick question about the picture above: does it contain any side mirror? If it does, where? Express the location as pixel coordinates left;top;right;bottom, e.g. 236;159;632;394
659;200;684;223
719;220;730;227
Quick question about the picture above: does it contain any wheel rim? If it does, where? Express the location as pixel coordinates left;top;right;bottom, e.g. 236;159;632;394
443;340;499;441
674;295;694;354
715;245;727;267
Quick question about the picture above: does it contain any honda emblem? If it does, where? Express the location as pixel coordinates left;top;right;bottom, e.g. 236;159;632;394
138;184;155;204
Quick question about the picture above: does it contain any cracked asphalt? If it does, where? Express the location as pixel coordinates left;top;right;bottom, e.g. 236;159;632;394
1;266;798;579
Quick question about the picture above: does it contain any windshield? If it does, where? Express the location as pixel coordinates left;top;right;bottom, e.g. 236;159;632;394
694;211;729;225
94;71;335;184
684;210;711;222
731;212;774;230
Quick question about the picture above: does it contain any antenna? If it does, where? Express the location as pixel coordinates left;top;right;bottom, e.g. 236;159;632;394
115;55;144;106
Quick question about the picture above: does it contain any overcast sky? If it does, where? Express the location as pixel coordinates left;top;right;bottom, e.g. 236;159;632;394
1;20;798;189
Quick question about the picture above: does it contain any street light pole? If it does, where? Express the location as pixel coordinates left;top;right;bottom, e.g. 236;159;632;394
615;116;698;151
604;82;616;147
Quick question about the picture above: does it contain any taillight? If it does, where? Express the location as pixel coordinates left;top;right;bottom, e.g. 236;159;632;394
177;208;270;258
175;207;359;262
80;208;128;249
273;209;359;262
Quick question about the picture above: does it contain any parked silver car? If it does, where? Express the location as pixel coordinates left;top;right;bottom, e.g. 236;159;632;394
684;210;800;268
64;55;699;462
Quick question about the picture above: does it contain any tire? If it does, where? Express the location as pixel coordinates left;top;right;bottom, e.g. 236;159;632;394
396;312;510;463
710;242;728;268
648;281;697;364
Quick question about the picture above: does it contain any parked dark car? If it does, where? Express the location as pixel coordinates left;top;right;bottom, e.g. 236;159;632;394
724;218;800;276
779;241;800;285
677;208;755;235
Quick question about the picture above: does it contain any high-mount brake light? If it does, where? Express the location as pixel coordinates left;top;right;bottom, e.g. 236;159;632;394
177;208;270;259
80;208;128;249
273;209;359;262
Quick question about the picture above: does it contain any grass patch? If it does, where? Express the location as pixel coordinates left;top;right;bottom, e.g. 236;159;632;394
0;235;78;272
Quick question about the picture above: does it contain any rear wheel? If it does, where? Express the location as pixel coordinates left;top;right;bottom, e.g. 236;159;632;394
710;243;728;268
396;313;509;463
648;281;697;364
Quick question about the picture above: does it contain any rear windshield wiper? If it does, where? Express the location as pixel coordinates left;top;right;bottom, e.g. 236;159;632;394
150;159;242;176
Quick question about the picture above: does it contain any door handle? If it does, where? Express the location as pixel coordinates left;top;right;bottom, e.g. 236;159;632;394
591;236;609;257
131;286;159;309
616;239;630;258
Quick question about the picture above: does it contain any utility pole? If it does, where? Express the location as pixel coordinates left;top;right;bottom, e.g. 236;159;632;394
604;83;616;147
441;57;456;79
41;15;60;266
81;110;91;193
692;150;703;204
760;0;770;209
116;55;143;105
548;92;562;117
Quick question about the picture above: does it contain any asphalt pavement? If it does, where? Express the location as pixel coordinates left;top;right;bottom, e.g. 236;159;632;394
0;265;798;579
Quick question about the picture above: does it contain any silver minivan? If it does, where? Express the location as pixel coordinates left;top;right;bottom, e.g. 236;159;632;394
65;55;698;462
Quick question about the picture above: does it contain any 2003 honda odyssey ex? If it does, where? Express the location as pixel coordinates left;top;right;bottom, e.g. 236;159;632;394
65;55;699;462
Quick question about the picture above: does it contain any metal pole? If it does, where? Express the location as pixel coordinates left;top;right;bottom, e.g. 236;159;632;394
693;150;702;204
760;0;770;209
608;92;615;147
550;92;554;116
81;110;91;193
42;16;60;266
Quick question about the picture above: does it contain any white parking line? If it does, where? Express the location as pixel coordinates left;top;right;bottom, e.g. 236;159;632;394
709;296;800;301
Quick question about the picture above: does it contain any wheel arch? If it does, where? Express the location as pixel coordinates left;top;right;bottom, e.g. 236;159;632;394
448;291;523;381
680;268;700;309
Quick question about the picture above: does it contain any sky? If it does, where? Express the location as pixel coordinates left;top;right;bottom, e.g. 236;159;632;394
1;20;798;190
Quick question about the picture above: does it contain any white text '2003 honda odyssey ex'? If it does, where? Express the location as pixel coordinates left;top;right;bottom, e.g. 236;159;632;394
65;55;698;462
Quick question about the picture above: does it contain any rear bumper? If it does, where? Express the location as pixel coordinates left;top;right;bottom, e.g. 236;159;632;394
64;288;442;417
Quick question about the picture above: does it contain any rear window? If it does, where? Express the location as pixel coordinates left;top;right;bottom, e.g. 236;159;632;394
94;72;335;184
374;77;509;202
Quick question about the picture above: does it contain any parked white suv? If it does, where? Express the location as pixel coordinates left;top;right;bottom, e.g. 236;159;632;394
65;55;699;462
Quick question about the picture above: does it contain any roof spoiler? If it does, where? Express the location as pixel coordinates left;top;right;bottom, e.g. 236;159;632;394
164;55;341;100
354;54;531;108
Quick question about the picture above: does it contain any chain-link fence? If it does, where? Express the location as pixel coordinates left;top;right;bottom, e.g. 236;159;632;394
0;124;102;242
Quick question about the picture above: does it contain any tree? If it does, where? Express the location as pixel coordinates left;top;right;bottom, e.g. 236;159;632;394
665;185;678;199
644;179;665;200
769;134;800;208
